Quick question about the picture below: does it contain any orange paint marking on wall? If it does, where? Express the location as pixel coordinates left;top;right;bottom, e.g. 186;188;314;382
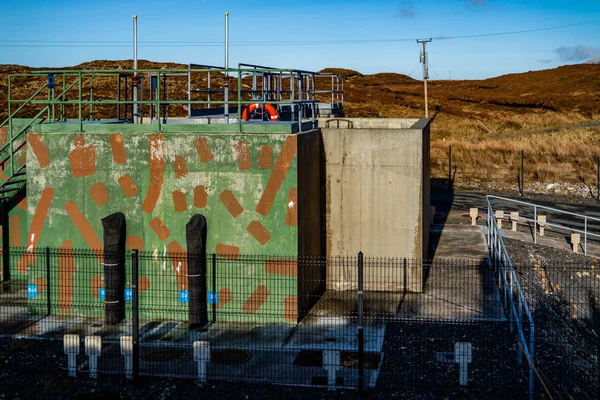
220;190;244;218
90;275;103;298
265;259;298;276
258;145;273;170
28;134;51;168
17;197;26;212
236;141;252;170
247;221;271;245
126;235;144;250
17;155;26;166
118;175;138;198
17;187;54;273
139;276;151;293
90;183;109;206
172;190;187;212
64;200;103;261
149;217;170;241
34;278;47;295
242;285;270;314
216;244;239;259
174;156;188;178
166;241;188;290
141;134;166;214
58;240;76;313
109;134;127;164
216;288;233;308
9;215;21;247
195;137;214;163
255;136;297;216
69;136;96;177
284;188;298;226
284;296;298;323
194;185;208;208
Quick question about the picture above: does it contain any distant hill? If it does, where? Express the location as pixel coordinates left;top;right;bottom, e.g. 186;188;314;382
584;57;600;65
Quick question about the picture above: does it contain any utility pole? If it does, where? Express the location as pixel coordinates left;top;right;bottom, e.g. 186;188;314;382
417;38;432;119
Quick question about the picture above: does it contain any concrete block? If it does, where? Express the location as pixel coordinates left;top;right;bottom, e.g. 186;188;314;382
469;208;478;226
63;334;80;377
510;212;519;232
85;336;102;379
571;233;581;253
193;341;210;384
455;342;473;386
495;210;504;229
323;350;340;391
120;336;133;380
538;215;546;236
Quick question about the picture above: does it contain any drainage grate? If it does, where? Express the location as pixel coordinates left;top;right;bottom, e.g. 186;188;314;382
211;349;252;365
141;348;187;363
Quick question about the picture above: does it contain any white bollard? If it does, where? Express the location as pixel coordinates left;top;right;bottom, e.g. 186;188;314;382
495;210;504;229
538;215;546;236
510;212;519;232
323;350;340;391
469;208;478;226
193;341;211;384
63;334;80;377
571;233;581;253
454;342;472;386
85;336;102;379
120;336;133;380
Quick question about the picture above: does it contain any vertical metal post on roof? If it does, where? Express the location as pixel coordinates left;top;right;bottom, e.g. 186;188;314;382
225;12;229;74
133;15;138;124
207;70;211;109
224;83;229;125
117;75;121;120
46;247;51;316
297;73;303;132
78;71;83;132
188;65;191;118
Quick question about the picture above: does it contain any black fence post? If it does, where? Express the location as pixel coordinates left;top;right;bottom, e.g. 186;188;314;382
520;150;525;196
131;249;139;380
357;251;365;393
448;146;452;190
46;247;51;316
597;156;599;203
212;253;217;323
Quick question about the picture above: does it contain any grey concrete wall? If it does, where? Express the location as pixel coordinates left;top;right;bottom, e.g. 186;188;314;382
322;118;430;292
318;118;421;130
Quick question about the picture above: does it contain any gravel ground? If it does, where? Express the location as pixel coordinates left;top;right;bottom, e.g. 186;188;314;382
503;238;600;399
0;319;529;400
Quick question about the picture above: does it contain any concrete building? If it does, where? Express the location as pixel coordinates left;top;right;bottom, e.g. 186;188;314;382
0;65;429;325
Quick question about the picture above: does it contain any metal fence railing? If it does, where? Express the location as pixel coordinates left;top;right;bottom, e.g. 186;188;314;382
487;195;600;255
486;198;536;397
0;246;533;396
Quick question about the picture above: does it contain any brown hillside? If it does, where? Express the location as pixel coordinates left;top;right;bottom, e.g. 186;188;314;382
1;61;599;193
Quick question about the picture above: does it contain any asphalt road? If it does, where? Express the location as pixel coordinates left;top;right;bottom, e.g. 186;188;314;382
432;186;600;238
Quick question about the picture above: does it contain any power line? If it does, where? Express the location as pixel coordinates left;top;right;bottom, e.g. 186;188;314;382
0;19;597;48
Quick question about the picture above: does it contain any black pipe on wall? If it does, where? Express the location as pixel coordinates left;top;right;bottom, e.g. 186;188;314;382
101;212;126;324
186;214;208;328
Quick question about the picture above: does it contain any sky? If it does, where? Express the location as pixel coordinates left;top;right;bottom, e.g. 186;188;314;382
0;0;599;79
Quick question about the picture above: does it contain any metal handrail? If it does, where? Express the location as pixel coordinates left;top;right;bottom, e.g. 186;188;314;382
487;195;599;255
486;198;535;397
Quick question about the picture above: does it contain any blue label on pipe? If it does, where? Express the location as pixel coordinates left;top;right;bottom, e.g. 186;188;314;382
27;284;38;298
179;290;189;304
125;288;133;301
208;292;219;305
99;288;106;301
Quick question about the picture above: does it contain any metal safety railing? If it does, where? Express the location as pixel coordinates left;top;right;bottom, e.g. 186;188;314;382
487;195;600;255
486;196;535;397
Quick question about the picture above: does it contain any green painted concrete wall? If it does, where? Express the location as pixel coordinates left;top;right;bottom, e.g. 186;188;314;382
24;131;301;323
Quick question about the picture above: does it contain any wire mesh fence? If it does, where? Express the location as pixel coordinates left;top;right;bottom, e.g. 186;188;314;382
0;246;597;397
